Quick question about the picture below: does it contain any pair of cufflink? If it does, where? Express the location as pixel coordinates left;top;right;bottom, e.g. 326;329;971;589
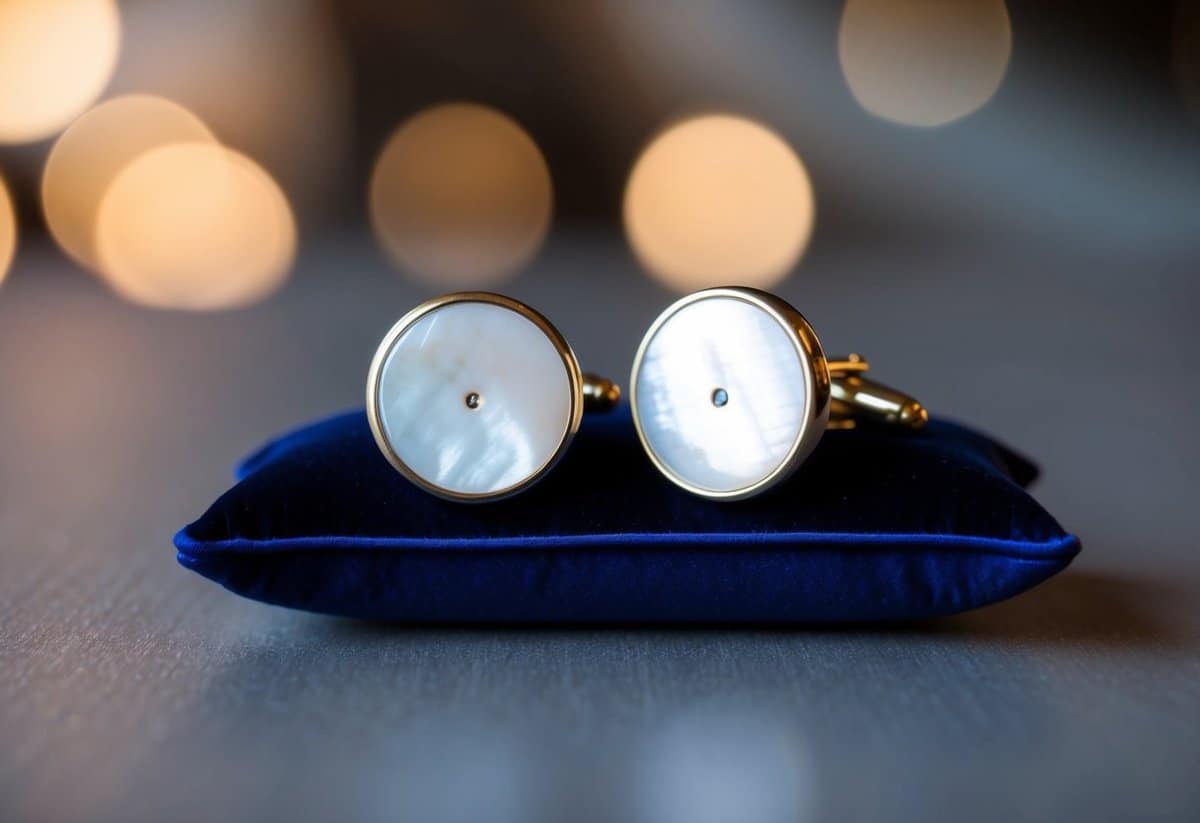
366;287;927;502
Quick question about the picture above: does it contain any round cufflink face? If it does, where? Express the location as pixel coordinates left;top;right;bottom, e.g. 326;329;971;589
367;293;583;502
630;288;831;500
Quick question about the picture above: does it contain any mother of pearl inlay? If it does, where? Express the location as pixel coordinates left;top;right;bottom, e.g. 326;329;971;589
371;299;575;499
632;292;818;497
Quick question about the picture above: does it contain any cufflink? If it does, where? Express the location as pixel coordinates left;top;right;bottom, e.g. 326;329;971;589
367;292;620;502
630;287;927;501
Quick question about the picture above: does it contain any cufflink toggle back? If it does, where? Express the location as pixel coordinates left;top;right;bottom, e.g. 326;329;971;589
630;287;926;501
367;292;619;502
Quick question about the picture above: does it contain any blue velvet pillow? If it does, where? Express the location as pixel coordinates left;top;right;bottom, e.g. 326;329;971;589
176;408;1079;623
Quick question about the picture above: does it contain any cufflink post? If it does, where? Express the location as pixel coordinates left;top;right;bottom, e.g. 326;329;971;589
582;373;621;412
827;353;928;431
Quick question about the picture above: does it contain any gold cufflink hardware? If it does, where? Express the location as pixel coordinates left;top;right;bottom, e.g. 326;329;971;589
581;373;621;412
825;353;927;431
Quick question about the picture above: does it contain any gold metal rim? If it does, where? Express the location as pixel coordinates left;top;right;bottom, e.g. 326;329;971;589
365;292;584;503
629;286;832;501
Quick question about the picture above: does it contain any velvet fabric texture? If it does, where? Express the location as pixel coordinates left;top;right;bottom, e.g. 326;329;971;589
176;408;1079;623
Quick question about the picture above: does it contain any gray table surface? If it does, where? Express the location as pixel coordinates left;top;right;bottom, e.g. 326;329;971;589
2;233;1198;823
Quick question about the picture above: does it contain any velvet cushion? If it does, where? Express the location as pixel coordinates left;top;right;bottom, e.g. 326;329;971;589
175;408;1079;623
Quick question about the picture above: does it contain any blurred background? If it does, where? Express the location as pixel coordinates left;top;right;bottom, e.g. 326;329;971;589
2;2;1200;823
1;0;1197;302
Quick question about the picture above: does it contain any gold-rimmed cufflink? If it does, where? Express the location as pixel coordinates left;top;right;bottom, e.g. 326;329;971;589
366;292;619;502
630;287;927;501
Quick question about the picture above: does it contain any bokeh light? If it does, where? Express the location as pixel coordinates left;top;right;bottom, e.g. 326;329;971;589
95;143;296;311
0;0;121;144
839;0;1012;127
623;114;815;292
0;178;15;285
109;0;350;218
369;103;553;289
42;95;216;272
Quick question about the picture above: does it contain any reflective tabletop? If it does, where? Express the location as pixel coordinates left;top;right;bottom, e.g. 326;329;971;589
2;234;1197;823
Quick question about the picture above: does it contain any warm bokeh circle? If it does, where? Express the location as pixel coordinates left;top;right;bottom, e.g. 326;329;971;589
42;95;216;272
95;143;296;311
0;178;15;285
624;114;815;293
0;0;121;143
369;103;553;289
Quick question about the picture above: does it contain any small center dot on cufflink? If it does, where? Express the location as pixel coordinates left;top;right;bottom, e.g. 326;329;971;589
465;391;483;410
711;388;729;408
